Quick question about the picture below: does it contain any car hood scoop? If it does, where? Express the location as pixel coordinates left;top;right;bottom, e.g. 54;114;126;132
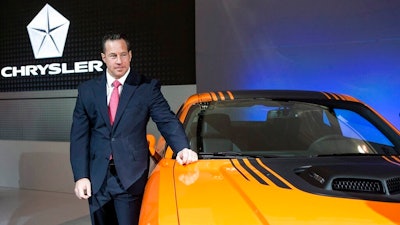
228;156;400;202
296;164;400;195
173;158;400;224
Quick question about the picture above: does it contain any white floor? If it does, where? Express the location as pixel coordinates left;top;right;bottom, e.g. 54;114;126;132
0;187;90;225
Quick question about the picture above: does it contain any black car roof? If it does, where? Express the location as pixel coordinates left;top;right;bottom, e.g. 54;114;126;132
212;90;358;102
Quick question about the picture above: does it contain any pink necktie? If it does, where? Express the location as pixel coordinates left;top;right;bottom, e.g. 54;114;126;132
109;80;121;126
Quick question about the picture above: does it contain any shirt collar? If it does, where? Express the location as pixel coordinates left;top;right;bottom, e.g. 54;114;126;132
106;68;130;88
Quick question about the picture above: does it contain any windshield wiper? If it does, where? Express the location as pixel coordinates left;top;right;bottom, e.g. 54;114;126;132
311;153;385;157
199;151;276;159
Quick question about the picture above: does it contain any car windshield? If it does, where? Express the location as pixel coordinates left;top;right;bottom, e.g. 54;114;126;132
183;99;399;158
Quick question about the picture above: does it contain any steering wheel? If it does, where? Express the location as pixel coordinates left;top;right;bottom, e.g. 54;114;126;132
307;134;369;156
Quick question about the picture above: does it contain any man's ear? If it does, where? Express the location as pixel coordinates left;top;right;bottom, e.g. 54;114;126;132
101;53;106;62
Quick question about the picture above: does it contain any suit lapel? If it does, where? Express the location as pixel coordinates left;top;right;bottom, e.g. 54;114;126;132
93;74;112;129
112;70;143;129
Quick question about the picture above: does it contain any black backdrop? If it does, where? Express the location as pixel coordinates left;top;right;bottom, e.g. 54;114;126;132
0;0;195;92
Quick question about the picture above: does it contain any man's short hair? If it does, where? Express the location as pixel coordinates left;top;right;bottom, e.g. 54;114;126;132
101;33;131;53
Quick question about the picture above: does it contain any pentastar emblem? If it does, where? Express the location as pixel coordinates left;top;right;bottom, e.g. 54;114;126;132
27;4;70;59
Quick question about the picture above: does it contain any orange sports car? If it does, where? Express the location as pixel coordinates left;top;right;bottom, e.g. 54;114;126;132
140;90;400;225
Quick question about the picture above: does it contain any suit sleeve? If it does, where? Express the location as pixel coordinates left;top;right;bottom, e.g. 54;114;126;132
70;87;90;181
148;80;190;153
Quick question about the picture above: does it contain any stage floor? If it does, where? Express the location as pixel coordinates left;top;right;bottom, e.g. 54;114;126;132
0;187;90;225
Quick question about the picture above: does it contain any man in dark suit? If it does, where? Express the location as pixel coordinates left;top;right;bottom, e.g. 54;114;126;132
70;33;198;225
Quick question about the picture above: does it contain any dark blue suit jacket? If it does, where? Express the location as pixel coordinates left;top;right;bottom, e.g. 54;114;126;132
70;70;189;195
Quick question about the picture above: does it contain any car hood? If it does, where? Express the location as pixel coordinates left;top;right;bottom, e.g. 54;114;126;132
173;156;400;225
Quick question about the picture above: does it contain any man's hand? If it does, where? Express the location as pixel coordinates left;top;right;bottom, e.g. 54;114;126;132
74;178;92;200
176;148;198;165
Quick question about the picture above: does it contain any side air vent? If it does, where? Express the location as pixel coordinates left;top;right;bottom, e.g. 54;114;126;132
332;178;384;194
387;177;400;194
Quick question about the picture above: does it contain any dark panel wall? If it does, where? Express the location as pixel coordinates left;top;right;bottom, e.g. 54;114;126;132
0;91;75;141
0;0;195;92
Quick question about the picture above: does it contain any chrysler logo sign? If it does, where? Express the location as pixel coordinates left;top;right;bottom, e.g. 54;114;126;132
27;4;70;59
1;3;103;78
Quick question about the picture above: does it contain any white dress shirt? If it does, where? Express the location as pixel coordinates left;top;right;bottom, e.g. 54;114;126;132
106;68;130;106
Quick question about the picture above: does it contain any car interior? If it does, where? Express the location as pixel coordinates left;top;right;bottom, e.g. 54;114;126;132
187;104;380;156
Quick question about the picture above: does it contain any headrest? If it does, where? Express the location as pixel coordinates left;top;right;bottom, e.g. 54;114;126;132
202;114;231;136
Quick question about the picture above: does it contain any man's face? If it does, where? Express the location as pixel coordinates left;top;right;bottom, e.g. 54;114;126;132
101;39;132;79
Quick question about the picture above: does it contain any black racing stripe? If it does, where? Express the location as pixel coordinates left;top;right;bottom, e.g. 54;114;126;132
214;92;221;101
237;159;268;185
323;92;341;100
323;92;334;100
249;159;291;189
230;159;249;181
208;92;217;101
387;156;400;166
221;91;231;100
332;93;343;100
